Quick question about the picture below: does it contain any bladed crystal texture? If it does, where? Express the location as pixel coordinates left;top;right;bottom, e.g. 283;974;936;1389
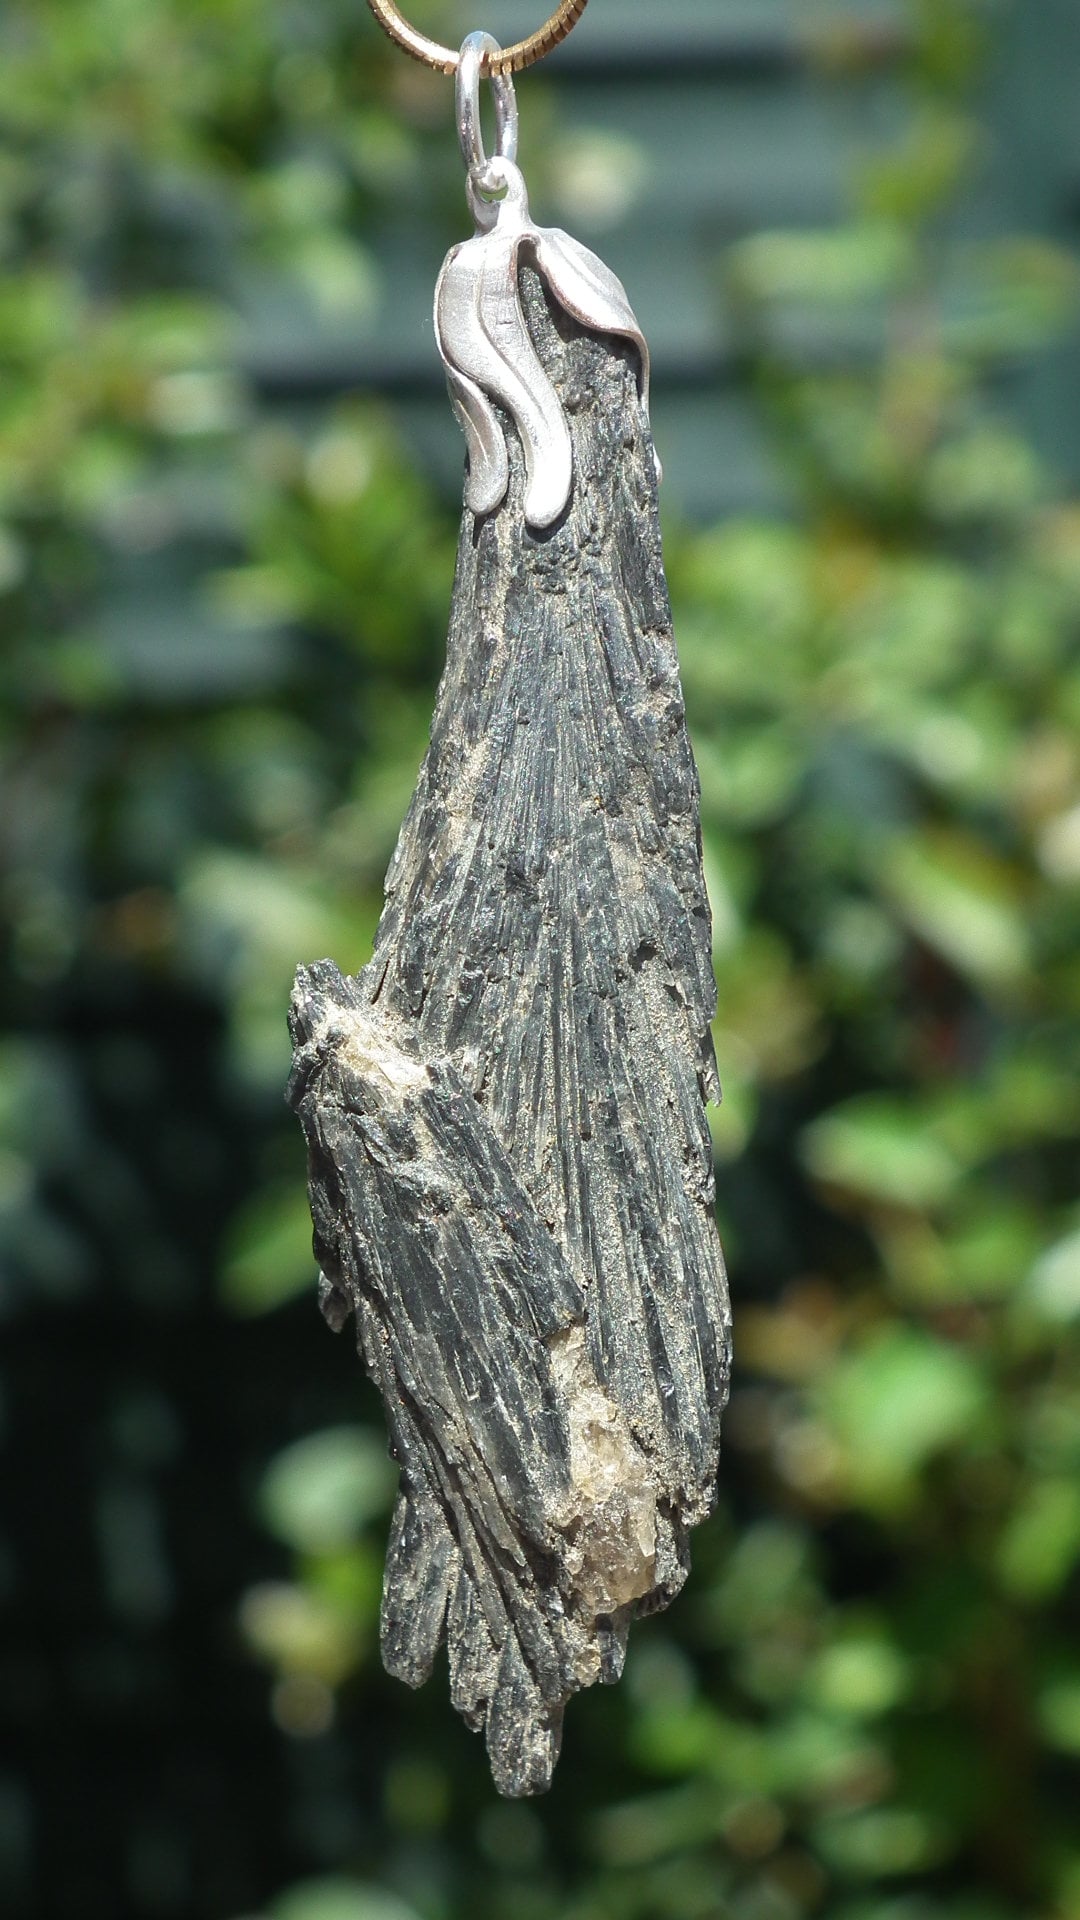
289;252;728;1796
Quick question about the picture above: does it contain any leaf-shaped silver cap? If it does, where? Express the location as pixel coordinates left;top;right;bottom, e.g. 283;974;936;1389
435;158;654;530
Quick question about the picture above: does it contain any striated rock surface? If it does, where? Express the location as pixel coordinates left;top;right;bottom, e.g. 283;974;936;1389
288;269;730;1795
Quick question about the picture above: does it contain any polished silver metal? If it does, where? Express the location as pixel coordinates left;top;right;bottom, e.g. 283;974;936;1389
457;32;519;183
435;40;656;531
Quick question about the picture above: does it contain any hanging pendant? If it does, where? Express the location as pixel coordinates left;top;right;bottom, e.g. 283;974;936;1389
288;31;730;1797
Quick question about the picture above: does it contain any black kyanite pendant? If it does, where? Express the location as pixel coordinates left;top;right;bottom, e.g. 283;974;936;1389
288;194;730;1793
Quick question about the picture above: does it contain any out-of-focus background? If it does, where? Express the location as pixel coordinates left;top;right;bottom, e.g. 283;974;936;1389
2;0;1080;1915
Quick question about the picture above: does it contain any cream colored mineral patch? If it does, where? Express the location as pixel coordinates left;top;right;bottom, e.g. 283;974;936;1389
548;1323;658;1615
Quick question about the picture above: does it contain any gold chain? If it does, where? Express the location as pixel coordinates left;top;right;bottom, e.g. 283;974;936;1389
366;1;589;75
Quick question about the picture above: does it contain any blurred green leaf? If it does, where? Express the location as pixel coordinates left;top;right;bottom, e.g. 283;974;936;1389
818;1326;988;1507
221;1182;315;1315
859;108;980;223
238;1582;362;1687
1037;1673;1080;1758
926;427;1045;522
1024;1224;1080;1323
995;1479;1080;1602
813;1805;951;1879
730;225;916;306
942;239;1080;357
270;1879;423;1920
259;1428;395;1554
880;832;1031;992
801;1097;964;1210
807;1636;911;1719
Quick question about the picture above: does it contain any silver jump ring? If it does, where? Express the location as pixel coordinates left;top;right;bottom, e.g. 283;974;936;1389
456;33;519;179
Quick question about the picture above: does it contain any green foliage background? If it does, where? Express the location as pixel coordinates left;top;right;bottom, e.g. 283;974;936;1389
2;3;1079;1918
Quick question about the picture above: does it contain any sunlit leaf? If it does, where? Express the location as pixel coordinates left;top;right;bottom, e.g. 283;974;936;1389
1038;1674;1080;1757
801;1097;964;1210
880;832;1031;991
270;1878;423;1920
813;1805;951;1878
818;1326;988;1507
996;1479;1080;1602
1024;1225;1080;1323
730;224;916;306
259;1428;395;1553
220;1183;315;1315
238;1583;361;1687
808;1636;911;1719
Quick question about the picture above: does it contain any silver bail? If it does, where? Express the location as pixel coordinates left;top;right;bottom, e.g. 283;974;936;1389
456;31;519;221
